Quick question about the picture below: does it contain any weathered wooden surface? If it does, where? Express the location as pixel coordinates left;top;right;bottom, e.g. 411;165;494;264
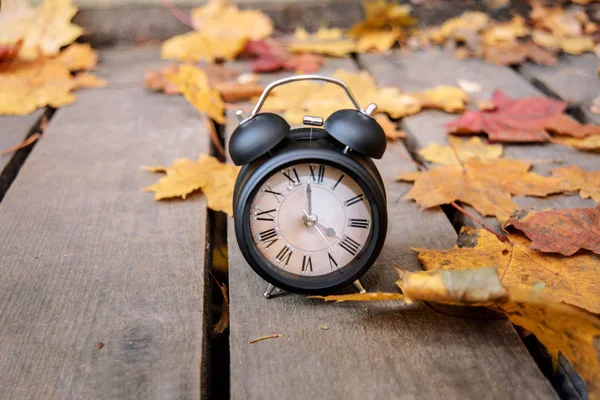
226;57;556;399
359;51;599;231
0;110;45;195
0;47;211;399
520;54;600;124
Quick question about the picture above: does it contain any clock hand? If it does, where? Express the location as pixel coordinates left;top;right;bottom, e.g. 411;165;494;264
306;182;313;216
302;210;337;255
315;221;339;238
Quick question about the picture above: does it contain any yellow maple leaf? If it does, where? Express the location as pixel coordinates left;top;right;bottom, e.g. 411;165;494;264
350;0;415;36
560;36;595;55
415;85;470;113
52;43;98;71
376;114;406;140
166;64;225;123
418;137;503;165
399;158;566;220
482;15;529;46
553;134;600;152
0;58;93;115
72;72;106;89
317;264;600;398
415;226;600;314
143;154;240;215
294;26;344;41
0;0;83;61
161;32;247;63
191;0;272;41
439;11;489;40
552;165;600;203
356;28;400;53
288;40;357;57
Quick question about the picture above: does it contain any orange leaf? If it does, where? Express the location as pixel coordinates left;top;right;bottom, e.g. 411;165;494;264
545;113;600;138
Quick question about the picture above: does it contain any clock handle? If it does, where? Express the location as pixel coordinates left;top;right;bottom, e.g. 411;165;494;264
246;75;371;122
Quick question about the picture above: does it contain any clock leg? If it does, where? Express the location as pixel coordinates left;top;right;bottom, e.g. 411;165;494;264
263;283;276;299
352;280;367;294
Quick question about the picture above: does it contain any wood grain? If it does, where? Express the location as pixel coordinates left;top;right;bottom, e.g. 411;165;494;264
520;54;600;124
359;51;599;232
0;47;211;399
226;57;556;400
0;110;45;195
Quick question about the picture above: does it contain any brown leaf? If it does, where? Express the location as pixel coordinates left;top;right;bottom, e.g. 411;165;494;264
545;113;600;138
213;280;229;334
143;154;240;215
0;0;83;61
399;158;566;220
145;64;180;95
507;207;600;255
447;90;567;142
0;40;22;63
415;226;600;314
245;39;323;73
552;165;600;203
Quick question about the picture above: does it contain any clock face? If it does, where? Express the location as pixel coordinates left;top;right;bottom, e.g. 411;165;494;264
249;163;373;277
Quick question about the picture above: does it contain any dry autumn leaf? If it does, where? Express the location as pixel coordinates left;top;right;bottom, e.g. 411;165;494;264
191;0;272;41
294;27;344;41
552;134;600;152
53;43;97;71
418;136;503;165
162;32;247;63
545;113;600;137
507;207;600;255
288;40;357;57
355;28;400;53
447;90;567;142
415;226;600;314
399;158;565;220
245;39;324;73
317;265;600;397
439;11;489;40
376;114;406;140
552;165;600;202
349;0;415;37
165;64;225;123
0;0;83;61
0;57;104;115
143;154;240;215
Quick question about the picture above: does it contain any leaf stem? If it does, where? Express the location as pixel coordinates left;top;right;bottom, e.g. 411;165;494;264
450;201;508;243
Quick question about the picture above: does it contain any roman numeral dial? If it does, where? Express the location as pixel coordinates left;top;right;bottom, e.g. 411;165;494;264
249;163;373;277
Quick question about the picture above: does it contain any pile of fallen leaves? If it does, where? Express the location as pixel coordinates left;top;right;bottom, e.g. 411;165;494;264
0;0;105;115
413;3;599;66
316;260;600;397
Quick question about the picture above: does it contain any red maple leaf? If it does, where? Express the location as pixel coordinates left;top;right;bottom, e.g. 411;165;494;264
244;39;323;74
446;90;567;142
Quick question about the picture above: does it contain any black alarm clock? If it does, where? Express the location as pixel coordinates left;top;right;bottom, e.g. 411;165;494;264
229;75;387;298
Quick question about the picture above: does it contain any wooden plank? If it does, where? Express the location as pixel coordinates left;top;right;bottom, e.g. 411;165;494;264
0;46;211;399
359;50;599;231
520;54;600;124
0;111;45;193
227;58;557;399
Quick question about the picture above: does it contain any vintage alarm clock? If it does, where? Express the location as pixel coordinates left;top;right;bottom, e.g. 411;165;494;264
229;75;387;298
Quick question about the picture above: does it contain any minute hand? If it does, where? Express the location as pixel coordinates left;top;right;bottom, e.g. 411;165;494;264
316;221;339;238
